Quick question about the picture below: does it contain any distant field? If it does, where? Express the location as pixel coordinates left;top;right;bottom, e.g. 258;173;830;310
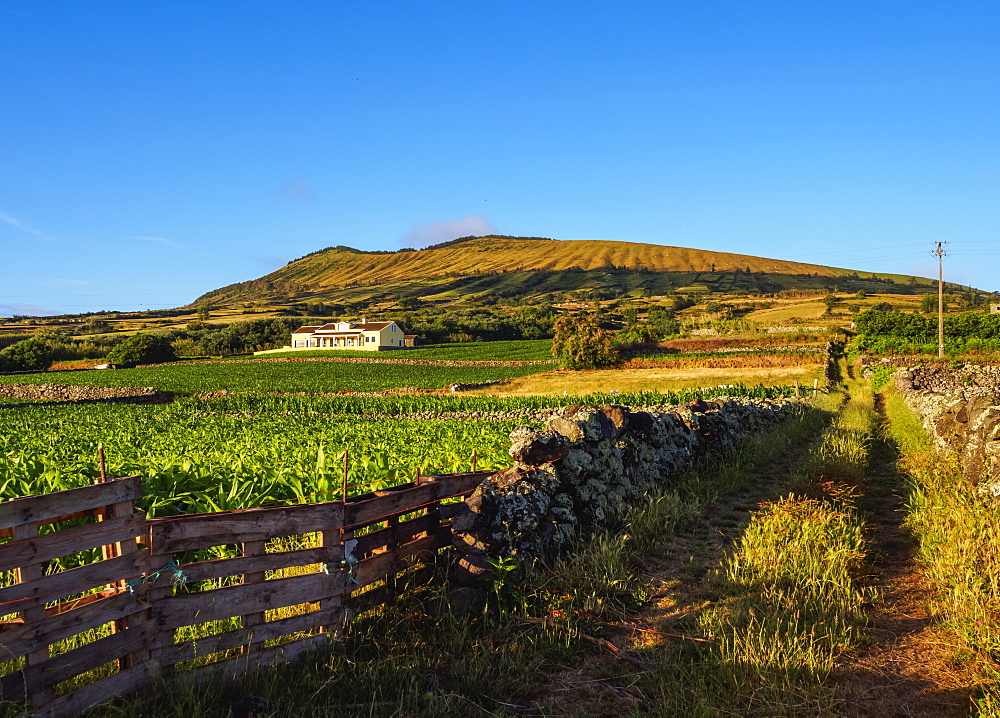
467;365;823;396
745;301;830;323
257;339;555;362
0;361;549;395
625;349;823;371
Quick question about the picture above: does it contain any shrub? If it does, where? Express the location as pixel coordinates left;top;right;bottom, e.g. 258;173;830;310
0;336;54;371
551;314;619;369
106;333;177;365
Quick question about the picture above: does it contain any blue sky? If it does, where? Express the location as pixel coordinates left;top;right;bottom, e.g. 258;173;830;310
2;1;998;316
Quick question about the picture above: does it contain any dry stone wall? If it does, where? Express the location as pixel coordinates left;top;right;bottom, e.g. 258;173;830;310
881;361;1000;491
450;397;800;585
0;383;166;405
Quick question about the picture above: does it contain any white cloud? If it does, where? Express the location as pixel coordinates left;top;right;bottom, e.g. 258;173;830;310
403;215;497;248
0;211;49;239
132;235;186;250
0;303;53;317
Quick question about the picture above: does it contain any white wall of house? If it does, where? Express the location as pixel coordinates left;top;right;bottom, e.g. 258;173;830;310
288;321;406;351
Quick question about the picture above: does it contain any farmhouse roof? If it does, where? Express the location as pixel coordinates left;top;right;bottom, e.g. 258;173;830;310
292;326;323;334
314;321;393;331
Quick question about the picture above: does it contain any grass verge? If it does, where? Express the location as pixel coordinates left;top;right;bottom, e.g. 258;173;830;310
882;386;1000;713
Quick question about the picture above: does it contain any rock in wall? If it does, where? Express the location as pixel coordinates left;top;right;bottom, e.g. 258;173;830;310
450;397;800;583
890;363;1000;489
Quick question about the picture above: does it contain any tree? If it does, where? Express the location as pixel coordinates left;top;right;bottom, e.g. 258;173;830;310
551;314;618;369
106;333;177;365
79;317;113;335
0;336;53;371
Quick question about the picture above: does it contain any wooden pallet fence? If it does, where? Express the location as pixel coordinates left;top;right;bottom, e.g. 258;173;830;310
0;476;152;718
0;470;490;717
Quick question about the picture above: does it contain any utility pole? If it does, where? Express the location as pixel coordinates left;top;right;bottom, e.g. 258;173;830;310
932;241;948;358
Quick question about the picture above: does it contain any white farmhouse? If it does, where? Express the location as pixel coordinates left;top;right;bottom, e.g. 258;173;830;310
289;320;407;351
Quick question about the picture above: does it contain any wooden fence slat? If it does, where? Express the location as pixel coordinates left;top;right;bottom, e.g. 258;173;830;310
156;572;346;631
149;502;345;554
178;546;341;585
0;551;146;614
429;472;492;496
352;513;437;558
344;483;438;528
354;530;446;588
162;604;341;667
344;473;489;529
0;591;150;662
0;512;147;574
1;622;148;703
0;477;142;530
0;510;117;540
37;662;149;718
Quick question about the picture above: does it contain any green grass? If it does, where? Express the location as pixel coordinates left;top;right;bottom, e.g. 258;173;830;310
0;360;549;395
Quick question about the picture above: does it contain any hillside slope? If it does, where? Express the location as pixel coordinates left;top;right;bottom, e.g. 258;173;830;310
194;236;941;309
272;237;837;287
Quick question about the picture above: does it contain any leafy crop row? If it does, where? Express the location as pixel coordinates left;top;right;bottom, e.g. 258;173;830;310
194;384;794;415
0;401;521;516
0;383;794;515
0;361;548;395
